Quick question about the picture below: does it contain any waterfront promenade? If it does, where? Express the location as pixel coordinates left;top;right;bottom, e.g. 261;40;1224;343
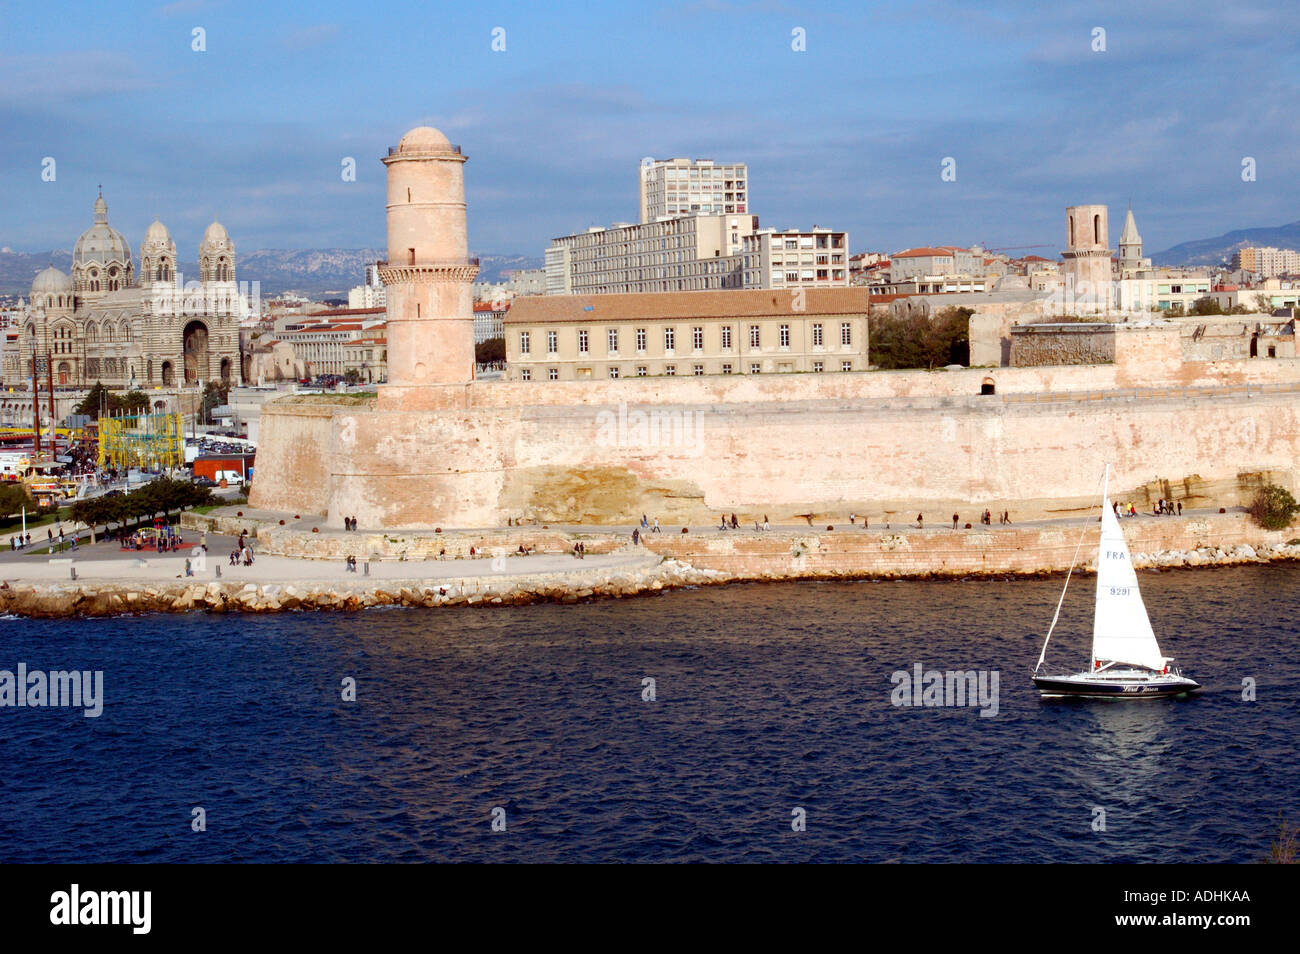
1;503;1297;618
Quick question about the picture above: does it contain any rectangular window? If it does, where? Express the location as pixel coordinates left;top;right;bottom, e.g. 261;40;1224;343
721;363;732;374
578;329;589;354
607;328;618;353
841;322;852;346
721;326;732;349
664;365;676;376
636;366;647;377
546;330;557;353
692;326;703;350
664;327;675;351
812;323;823;347
636;327;646;351
609;366;619;379
813;361;824;373
519;331;530;355
547;368;558;380
749;362;761;374
521;368;531;381
779;324;790;348
693;364;704;375
842;360;853;372
749;325;760;348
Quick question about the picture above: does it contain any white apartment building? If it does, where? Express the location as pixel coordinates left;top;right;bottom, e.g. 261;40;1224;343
740;228;849;289
639;158;748;223
545;214;758;295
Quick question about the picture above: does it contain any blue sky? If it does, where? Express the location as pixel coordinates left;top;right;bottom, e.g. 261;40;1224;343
2;0;1297;260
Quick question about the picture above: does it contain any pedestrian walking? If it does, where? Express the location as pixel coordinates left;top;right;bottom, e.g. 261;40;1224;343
850;512;856;525
763;515;770;532
632;527;640;546
1177;501;1183;516
916;513;924;529
952;513;959;530
652;517;660;534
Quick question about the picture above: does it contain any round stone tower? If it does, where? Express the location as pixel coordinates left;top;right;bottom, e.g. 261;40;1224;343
1062;204;1112;312
378;126;479;404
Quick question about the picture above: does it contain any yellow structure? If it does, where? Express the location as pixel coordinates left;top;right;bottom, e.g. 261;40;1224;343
97;412;184;471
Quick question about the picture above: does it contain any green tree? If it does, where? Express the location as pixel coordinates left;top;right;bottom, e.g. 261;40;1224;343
74;382;113;418
869;306;971;370
201;382;230;424
476;336;505;364
1247;484;1300;530
0;483;36;518
117;390;152;414
1189;296;1224;316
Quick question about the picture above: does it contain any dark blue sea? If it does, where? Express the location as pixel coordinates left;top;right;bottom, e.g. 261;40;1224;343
2;565;1296;863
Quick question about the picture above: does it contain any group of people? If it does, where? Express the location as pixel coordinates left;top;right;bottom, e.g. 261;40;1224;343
572;541;587;559
640;515;661;534
229;530;254;567
9;533;32;550
1113;499;1183;517
344;554;359;572
343;516;360;531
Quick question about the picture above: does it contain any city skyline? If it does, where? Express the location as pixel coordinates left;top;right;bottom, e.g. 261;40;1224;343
2;0;1297;258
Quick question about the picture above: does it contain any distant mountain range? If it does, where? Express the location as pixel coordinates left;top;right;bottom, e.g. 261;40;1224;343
0;248;542;297
1151;220;1300;267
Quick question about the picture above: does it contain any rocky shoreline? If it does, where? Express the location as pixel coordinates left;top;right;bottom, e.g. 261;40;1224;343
3;541;1299;619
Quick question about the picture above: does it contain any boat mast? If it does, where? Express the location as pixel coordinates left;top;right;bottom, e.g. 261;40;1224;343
1092;464;1110;673
1034;464;1106;675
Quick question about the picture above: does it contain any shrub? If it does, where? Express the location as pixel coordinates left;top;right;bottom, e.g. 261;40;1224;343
1247;484;1300;530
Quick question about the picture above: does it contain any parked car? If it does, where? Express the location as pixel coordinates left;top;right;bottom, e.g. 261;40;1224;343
193;476;217;487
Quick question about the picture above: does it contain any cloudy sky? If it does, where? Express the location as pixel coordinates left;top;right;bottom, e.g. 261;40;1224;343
2;0;1297;259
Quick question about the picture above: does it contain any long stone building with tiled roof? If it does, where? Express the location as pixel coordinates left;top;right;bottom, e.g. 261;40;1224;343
504;287;869;380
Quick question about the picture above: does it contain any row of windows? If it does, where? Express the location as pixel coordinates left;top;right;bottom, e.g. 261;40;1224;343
519;322;854;355
518;360;856;381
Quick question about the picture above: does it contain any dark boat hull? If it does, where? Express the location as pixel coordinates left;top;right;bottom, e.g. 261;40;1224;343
1033;674;1201;698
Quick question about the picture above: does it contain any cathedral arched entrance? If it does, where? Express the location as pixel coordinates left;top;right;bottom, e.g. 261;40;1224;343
183;320;210;384
220;357;232;383
161;361;175;387
57;362;71;385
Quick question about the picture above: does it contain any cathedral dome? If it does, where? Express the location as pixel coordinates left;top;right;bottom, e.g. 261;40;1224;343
396;126;453;153
73;192;133;270
143;218;171;245
201;218;231;247
32;265;73;296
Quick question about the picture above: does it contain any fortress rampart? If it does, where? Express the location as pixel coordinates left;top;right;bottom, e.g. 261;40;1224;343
251;352;1300;528
247;127;1300;530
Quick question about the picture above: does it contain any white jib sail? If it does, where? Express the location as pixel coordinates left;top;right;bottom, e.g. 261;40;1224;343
1092;496;1169;671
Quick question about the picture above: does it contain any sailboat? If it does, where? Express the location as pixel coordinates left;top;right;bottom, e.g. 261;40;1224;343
1032;465;1201;699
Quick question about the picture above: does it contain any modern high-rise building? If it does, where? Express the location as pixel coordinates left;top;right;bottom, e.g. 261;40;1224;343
1234;246;1300;278
639;158;748;223
545;215;758;295
739;228;849;289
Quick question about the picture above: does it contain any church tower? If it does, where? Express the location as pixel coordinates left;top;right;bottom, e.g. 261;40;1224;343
140;219;177;285
1116;206;1149;276
378;126;479;408
1062;204;1112;313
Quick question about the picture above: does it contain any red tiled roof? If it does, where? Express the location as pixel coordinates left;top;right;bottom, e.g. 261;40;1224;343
893;247;956;258
305;307;385;317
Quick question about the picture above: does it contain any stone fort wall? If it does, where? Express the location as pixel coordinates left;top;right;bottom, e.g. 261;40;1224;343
250;344;1300;529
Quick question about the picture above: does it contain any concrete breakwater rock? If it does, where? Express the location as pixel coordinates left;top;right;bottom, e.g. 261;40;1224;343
0;559;726;618
3;539;1300;618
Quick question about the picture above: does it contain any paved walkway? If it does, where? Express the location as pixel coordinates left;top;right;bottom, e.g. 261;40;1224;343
0;532;658;586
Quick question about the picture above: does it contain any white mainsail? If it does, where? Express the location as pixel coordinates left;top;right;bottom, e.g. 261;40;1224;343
1092;495;1169;671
